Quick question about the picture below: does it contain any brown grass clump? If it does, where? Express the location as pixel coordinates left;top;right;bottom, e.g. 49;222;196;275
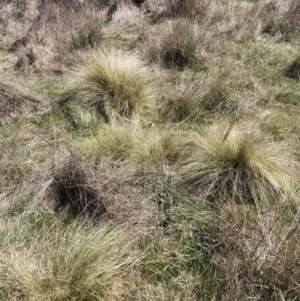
285;0;300;28
164;0;209;18
110;2;145;28
50;154;158;231
201;71;237;113
51;157;107;219
4;0;103;73
107;0;149;21
144;19;203;69
255;0;300;40
160;70;239;123
78;119;188;169
209;202;300;300
160;78;206;122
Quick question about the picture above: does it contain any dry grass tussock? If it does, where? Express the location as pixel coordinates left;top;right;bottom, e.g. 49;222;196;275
62;49;157;121
110;2;145;28
210;202;300;300
285;0;300;28
161;68;250;123
1;0;103;73
253;0;300;40
179;122;299;206
157;1;260;43
200;68;243;114
0;132;61;214
51;156;108;220
0;220;138;301
144;19;205;69
161;79;207;122
0;0;36;35
107;0;151;21
156;0;300;43
201;71;236;113
212;0;300;42
215;0;300;42
256;1;299;27
50;154;158;231
163;0;227;19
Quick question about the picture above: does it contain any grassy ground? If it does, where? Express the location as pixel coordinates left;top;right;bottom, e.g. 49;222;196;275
0;0;300;300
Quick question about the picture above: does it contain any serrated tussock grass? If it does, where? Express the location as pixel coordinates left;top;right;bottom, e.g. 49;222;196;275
77;120;189;168
160;70;237;123
1;1;300;300
160;78;206;122
144;19;202;69
64;105;99;132
61;49;157;122
0;220;137;301
179;122;299;206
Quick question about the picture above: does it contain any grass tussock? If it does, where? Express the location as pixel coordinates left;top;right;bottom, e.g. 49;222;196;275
51;157;107;219
64;105;99;133
210;203;300;300
144;19;203;69
7;0;103;73
110;2;145;28
179;122;299;206
79;121;137;161
160;74;212;123
0;220;137;301
161;81;205;122
161;70;238;123
285;55;300;79
50;153;157;230
201;71;237;113
62;49;157;121
78;120;188;168
164;0;209;18
256;0;300;40
285;0;300;29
